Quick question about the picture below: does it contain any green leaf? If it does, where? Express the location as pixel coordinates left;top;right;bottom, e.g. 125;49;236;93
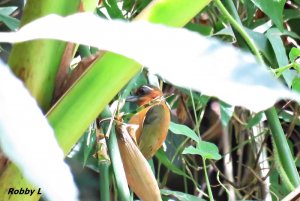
289;47;300;72
83;124;97;166
245;28;277;67
0;6;17;16
178;87;210;107
292;77;300;94
155;149;190;179
266;28;294;87
220;101;233;127
122;0;135;13
246;112;264;129
0;7;19;31
103;0;125;19
282;30;300;40
169;122;199;142
289;47;300;63
284;9;300;21
161;189;206;201
182;141;221;160
250;0;286;31
243;0;256;25
185;22;213;36
96;8;109;19
276;108;300;126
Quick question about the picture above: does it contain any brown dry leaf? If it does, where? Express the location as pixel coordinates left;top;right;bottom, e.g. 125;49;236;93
53;51;102;101
115;121;161;201
176;94;189;124
54;42;77;100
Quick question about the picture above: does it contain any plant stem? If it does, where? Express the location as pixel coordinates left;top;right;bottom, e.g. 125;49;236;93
100;106;131;201
265;107;300;187
215;0;263;63
97;139;111;201
274;63;294;77
203;158;214;201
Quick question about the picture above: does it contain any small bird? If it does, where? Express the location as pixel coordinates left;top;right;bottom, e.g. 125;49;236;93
126;85;170;160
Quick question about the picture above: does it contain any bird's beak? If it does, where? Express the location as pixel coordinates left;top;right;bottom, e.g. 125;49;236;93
126;95;140;102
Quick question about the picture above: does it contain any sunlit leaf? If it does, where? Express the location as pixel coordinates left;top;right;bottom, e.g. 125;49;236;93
182;141;221;160
0;6;17;16
0;13;300;112
292;77;300;94
0;7;20;30
169;122;199;142
0;61;78;201
289;47;300;72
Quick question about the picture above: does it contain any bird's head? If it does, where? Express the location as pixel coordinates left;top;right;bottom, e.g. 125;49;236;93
126;85;163;106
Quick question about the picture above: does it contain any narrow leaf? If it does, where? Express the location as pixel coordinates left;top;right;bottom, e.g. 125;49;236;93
0;61;78;201
246;112;264;129
266;28;294;87
103;0;125;19
0;13;300;111
250;0;286;31
292;77;300;94
0;13;20;30
155;149;190;179
0;6;17;16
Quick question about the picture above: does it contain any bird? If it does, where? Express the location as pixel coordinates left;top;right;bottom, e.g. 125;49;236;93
126;85;170;160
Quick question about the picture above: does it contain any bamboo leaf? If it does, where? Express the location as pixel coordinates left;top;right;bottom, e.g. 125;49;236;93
1;13;299;112
0;61;78;201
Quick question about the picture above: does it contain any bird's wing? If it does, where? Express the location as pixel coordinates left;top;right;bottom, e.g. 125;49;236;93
128;106;150;143
139;104;170;159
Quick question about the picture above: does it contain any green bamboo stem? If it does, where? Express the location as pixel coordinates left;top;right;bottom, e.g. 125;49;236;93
99;106;131;201
7;0;94;111
215;0;300;188
96;139;111;201
99;161;110;201
134;0;211;26
265;108;300;187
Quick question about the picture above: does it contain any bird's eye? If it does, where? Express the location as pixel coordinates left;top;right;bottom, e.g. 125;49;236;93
135;86;152;96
